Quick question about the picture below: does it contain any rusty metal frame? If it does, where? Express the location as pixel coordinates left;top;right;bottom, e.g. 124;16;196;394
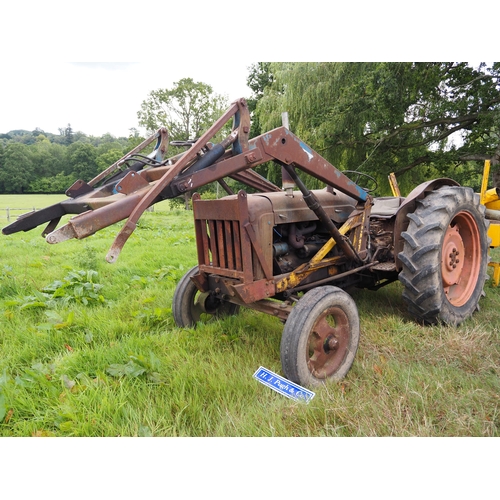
4;98;371;266
2;95;417;325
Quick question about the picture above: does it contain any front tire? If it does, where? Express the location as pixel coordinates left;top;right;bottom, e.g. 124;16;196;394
280;286;360;387
172;266;239;327
398;186;489;326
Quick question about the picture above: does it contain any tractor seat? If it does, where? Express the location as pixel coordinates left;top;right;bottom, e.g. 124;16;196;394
370;197;405;218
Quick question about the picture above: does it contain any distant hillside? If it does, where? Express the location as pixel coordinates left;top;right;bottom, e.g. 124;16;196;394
0;128;129;147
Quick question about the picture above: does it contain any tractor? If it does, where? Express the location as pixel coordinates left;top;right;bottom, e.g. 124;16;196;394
2;98;492;387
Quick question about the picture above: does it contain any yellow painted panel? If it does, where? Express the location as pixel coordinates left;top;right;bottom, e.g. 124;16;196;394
488;222;500;248
486;200;500;211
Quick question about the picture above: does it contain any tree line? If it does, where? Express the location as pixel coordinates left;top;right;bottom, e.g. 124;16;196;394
0;127;142;194
248;62;500;194
1;66;499;196
0;78;228;196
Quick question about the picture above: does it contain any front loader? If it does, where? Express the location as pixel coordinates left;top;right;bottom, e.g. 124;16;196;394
2;98;490;387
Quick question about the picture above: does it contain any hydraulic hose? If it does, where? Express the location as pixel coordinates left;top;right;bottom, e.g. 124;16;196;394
280;162;362;264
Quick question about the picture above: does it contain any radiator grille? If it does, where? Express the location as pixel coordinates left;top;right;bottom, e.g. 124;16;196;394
205;218;242;272
193;193;254;281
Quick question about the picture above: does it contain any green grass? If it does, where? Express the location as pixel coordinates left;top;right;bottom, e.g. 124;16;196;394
0;194;173;226
1;196;499;436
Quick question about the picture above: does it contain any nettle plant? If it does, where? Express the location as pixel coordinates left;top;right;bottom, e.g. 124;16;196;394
6;270;105;310
42;270;105;306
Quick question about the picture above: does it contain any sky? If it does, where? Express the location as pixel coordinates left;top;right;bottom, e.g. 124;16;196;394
1;1;490;141
0;61;255;138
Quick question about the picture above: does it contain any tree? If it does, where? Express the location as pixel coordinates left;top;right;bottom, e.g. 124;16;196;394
58;123;74;145
0;143;4;179
30;137;66;178
0;143;34;193
246;63;285;185
125;129;145;151
67;143;98;181
246;62;275;138
137;78;228;140
96;148;124;172
254;62;500;194
28;172;77;194
137;78;229;209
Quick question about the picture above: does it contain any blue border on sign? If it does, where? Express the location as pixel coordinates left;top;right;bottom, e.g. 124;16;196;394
253;366;315;403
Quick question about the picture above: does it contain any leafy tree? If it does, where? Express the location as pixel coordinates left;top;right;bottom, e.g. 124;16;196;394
0;130;145;194
137;78;228;140
72;131;90;143
255;62;500;194
96;148;124;172
247;62;275;138
137;78;230;208
99;133;120;145
96;140;126;157
0;143;34;193
125;129;146;151
58;123;74;145
28;172;77;194
67;143;98;181
246;63;284;185
31;136;66;178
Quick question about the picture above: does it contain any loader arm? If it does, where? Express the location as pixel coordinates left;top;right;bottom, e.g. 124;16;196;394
2;98;369;263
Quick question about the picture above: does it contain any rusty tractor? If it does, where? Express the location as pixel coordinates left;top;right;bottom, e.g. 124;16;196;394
2;98;491;387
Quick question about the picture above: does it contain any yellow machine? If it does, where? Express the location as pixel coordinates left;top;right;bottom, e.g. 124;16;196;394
479;160;500;286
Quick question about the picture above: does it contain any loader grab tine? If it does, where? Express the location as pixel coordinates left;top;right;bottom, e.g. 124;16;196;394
45;223;78;244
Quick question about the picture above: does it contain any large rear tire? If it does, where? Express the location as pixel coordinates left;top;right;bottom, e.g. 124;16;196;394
280;286;360;387
398;186;489;326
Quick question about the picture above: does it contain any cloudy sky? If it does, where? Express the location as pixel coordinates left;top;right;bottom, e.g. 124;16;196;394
0;3;488;140
0;61;254;138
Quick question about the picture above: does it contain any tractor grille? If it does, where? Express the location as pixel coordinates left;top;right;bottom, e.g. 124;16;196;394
199;219;244;275
192;193;254;282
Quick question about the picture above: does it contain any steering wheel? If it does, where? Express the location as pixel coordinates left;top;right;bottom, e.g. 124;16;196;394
342;170;378;193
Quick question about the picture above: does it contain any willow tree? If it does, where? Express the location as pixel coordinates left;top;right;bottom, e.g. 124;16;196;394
254;62;500;194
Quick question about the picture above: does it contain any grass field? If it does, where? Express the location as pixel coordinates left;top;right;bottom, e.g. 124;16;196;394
1;195;499;438
0;194;172;225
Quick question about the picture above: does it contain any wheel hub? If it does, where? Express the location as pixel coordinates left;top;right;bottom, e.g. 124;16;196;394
325;335;339;352
440;210;482;307
442;225;465;287
307;307;349;379
196;291;220;314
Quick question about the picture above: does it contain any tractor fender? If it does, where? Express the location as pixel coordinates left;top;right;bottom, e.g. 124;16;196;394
393;177;460;270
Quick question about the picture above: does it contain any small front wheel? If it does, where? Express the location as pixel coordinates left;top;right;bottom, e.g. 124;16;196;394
172;266;239;327
280;286;360;387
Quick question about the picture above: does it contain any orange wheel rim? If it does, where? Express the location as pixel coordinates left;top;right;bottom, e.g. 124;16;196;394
441;211;481;307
